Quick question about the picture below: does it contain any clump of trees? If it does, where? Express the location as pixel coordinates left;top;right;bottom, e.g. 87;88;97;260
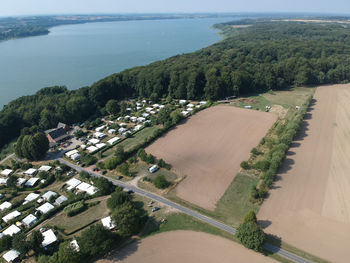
137;149;155;164
251;95;313;202
14;132;49;161
153;174;171;189
236;211;265;251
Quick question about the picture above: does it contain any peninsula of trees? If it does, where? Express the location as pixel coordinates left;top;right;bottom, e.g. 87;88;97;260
0;19;350;149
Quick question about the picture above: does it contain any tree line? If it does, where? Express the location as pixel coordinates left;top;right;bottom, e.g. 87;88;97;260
1;21;350;149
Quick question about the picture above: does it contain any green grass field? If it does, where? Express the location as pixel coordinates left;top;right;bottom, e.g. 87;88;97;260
44;197;109;235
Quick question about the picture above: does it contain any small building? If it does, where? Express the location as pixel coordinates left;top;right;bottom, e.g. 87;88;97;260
107;137;120;145
36;202;55;214
0;202;12;211
65;178;82;191
3;225;21;236
76;182;98;196
145;107;153;112
96;143;106;149
117;117;123;121
186;107;193;112
87;146;98;153
187;103;194;108
42;191;57;201
93;132;106;139
70;240;80;252
244;105;252;109
118;127;127;133
95;125;106;132
70;153;81;161
119;123;127;127
149;165;159;173
108;129;116;134
41;229;57;248
88;138;100;145
0;178;8;185
150;110;156;115
38;165;52;172
24;168;37;177
130;116;137;122
122;131;132;137
134;125;143;131
199;101;207;105
22;214;38;227
159;105;165;109
152;104;160;108
55;195;68;206
57;122;70;132
137;117;145;122
25;178;40;187
141;113;150;118
3;210;21;223
101;216;115;230
179;99;187;104
181;110;189;116
66;149;79;158
24;193;40;204
3;249;20;263
16;178;26;186
45;127;69;146
1;169;13;177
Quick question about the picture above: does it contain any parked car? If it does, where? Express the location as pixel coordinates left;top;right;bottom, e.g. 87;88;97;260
152;207;160;212
149;165;159;173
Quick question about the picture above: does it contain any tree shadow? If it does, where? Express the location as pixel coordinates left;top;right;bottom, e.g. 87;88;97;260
263;234;283;256
278;158;295;173
103;239;141;261
258;219;272;229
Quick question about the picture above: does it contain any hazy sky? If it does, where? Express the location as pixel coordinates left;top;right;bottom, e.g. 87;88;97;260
0;0;349;17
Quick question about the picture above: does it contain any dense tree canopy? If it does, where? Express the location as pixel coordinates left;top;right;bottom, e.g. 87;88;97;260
1;21;350;148
15;132;49;161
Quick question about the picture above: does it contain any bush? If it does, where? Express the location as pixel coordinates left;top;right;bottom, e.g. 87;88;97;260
64;201;86;217
107;188;131;210
240;161;250;170
253;159;270;171
158;159;170;170
153;174;171;189
117;163;130;176
236;221;265;251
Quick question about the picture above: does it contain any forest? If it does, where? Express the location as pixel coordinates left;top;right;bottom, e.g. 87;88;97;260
0;20;350;148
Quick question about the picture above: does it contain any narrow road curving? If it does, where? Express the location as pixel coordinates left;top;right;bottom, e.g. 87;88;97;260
59;158;314;263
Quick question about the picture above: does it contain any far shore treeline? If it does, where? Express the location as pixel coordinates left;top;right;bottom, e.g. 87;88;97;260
0;20;350;148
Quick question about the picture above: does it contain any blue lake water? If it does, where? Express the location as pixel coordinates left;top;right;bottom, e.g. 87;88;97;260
0;17;238;108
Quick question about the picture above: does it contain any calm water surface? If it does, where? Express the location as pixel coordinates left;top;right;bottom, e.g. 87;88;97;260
0;17;238;108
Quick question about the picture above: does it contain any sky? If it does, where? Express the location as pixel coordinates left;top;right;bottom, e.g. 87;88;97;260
0;0;349;17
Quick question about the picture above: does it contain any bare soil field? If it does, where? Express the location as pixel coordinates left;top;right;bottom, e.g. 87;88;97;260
258;84;350;263
96;231;275;263
146;105;276;210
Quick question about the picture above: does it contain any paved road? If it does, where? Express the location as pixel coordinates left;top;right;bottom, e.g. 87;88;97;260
59;158;313;263
0;153;15;164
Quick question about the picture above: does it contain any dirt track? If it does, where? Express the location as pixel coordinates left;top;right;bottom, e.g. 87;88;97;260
96;231;275;263
146;105;276;210
258;84;350;263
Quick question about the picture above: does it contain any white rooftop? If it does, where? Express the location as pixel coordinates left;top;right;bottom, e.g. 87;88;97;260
65;149;79;157
42;229;57;247
17;178;26;186
87;146;98;153
0;169;13;176
2;210;21;223
42;191;57;201
95;125;106;132
93;132;106;139
107;137;120;145
22;214;37;227
0;178;8;185
3;225;21;236
101;216;115;230
25;177;40;187
25;193;40;202
0;202;12;211
37;202;55;214
55;195;68;205
96;143;106;149
24;168;37;176
89;138;100;145
38;165;52;172
66;178;81;189
76;182;98;195
3;249;20;263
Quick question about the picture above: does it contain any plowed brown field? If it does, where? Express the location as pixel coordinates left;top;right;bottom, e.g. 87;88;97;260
258;84;350;263
96;231;275;263
146;105;276;210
